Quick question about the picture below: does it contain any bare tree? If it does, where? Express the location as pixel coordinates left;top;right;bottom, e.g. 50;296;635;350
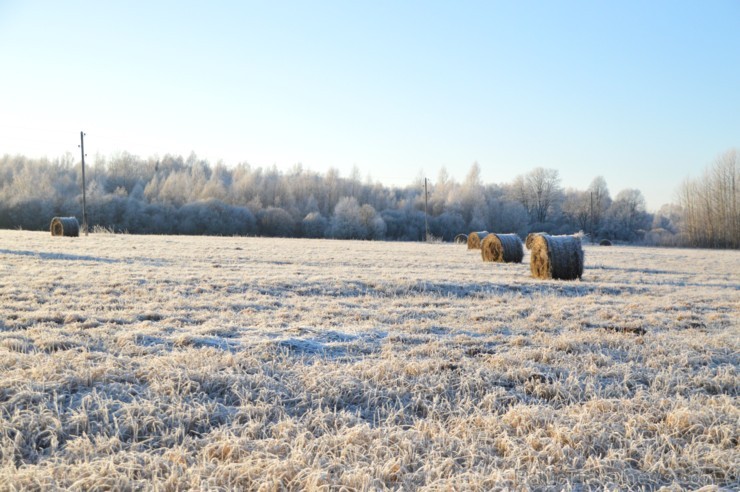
678;148;738;248
587;176;611;234
429;167;454;216
561;189;590;231
513;168;562;223
604;188;650;240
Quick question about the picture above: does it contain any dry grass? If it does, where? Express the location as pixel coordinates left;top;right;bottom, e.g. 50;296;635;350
0;231;738;490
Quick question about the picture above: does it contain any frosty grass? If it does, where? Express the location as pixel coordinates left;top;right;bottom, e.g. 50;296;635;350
0;231;737;489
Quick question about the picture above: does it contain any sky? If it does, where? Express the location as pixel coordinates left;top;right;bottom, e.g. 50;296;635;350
0;1;738;211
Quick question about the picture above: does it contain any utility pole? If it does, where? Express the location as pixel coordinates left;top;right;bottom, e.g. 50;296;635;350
79;131;88;236
424;177;429;242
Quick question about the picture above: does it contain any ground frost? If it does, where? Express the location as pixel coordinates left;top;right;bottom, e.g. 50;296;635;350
0;231;737;489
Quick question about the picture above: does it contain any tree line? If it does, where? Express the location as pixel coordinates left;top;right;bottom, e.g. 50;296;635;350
677;149;739;249
0;149;736;248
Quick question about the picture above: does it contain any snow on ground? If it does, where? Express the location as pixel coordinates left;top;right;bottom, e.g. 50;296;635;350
0;230;737;489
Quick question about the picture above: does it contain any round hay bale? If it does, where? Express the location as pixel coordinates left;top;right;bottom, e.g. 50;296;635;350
50;217;80;237
453;233;468;244
481;233;524;263
599;239;612;246
525;232;546;250
467;231;489;250
530;234;584;280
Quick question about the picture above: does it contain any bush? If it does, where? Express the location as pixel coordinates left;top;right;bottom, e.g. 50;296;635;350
258;207;296;237
302;212;328;238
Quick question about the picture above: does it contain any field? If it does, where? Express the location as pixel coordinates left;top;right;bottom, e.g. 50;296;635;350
0;230;738;490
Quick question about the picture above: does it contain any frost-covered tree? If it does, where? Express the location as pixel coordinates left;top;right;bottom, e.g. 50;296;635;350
359;204;386;240
561;189;590;232
457;162;486;224
678;148;739;248
330;196;368;239
429;167;456;216
106;152;149;194
381;205;426;241
301;211;328;238
430;211;465;241
587;176;611;233
157;171;191;207
483;192;529;236
200;162;231;201
603;189;651;241
652;203;682;234
644;203;685;246
513;167;562;223
0;151;665;244
257;206;296;237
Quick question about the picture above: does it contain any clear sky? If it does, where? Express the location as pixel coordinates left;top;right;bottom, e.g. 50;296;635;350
1;1;738;210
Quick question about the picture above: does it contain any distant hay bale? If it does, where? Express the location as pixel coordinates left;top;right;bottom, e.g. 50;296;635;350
599;239;612;246
453;234;468;244
525;232;546;250
467;231;489;250
481;233;524;263
50;217;80;237
530;234;584;280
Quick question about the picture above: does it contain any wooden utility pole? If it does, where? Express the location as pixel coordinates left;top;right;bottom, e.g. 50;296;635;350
79;131;88;236
424;177;429;242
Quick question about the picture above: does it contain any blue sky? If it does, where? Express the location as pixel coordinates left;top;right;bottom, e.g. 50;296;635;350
1;1;738;210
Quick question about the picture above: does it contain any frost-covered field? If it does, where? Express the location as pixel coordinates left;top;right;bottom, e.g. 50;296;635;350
0;230;737;490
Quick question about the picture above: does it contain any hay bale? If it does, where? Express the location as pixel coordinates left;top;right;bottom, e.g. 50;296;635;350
530;234;584;280
467;231;489;250
50;217;80;237
453;234;468;244
481;233;524;263
525;232;546;250
599;239;612;246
